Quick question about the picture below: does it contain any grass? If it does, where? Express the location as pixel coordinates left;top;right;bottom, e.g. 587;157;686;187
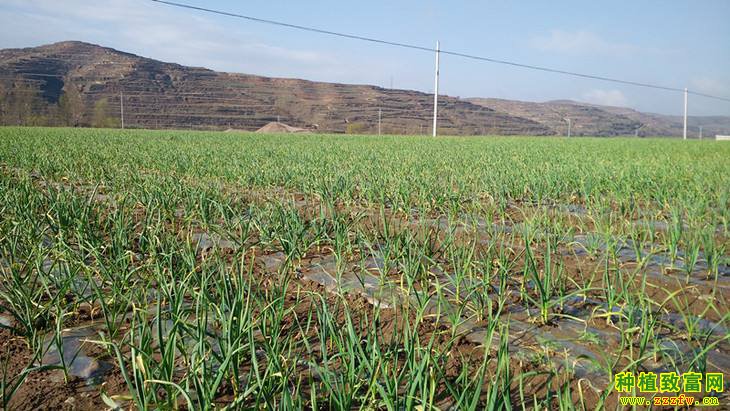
0;126;728;409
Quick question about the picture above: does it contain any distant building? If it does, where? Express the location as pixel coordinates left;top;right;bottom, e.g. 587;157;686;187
716;135;730;141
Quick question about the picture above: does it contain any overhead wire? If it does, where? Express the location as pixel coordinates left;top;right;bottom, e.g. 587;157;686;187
149;0;730;103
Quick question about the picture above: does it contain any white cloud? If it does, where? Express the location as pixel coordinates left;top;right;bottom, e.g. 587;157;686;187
579;89;628;107
530;29;638;56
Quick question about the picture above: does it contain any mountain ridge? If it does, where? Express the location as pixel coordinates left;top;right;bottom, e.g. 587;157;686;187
1;41;728;136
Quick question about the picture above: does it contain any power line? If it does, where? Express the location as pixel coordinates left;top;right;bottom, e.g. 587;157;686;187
149;0;730;103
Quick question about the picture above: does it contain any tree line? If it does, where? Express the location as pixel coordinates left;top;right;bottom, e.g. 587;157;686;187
0;81;120;128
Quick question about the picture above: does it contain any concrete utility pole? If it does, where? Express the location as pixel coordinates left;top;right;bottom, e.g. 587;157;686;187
683;87;688;140
699;126;703;140
120;90;125;129
564;117;572;138
378;107;382;136
432;40;440;137
634;124;643;138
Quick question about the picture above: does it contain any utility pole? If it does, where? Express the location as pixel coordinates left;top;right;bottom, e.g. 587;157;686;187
634;124;643;138
432;40;440;137
120;90;125;129
564;117;571;138
699;125;703;140
683;87;688;140
378;108;382;136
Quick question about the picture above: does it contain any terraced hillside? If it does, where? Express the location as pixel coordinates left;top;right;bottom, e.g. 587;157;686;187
467;98;641;136
1;41;728;136
0;41;550;135
468;98;730;137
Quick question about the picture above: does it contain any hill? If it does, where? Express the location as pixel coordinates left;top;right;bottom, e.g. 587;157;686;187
467;98;730;137
0;41;549;135
1;41;728;136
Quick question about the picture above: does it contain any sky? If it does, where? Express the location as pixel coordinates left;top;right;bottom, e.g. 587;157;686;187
1;0;729;116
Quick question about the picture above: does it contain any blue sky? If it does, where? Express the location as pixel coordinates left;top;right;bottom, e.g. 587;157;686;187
1;0;729;115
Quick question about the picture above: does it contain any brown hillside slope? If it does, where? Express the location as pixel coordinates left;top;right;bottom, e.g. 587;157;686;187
467;98;730;137
0;41;550;135
2;41;728;136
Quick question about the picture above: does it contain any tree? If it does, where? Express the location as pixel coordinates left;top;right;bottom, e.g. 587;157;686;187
91;98;119;128
346;122;366;134
0;89;5;123
58;83;85;126
1;82;44;126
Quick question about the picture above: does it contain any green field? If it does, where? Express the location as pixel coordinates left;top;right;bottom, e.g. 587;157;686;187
1;127;728;409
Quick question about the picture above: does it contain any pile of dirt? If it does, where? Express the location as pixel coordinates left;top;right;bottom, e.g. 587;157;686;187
255;122;310;134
